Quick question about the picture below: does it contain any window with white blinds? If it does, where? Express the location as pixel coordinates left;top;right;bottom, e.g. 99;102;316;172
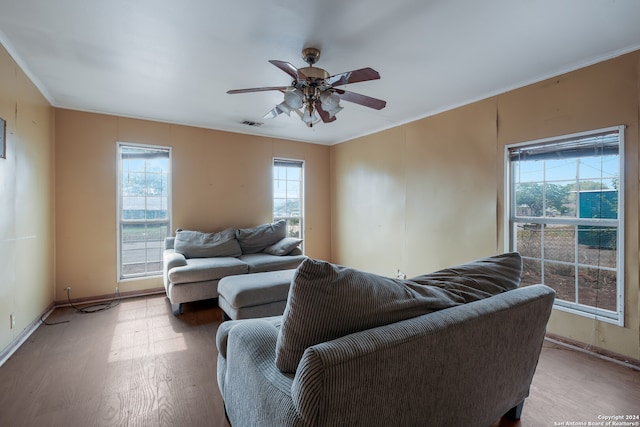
273;159;304;241
505;126;624;325
117;143;171;280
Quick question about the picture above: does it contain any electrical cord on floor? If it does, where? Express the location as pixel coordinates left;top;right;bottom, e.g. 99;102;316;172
40;287;122;326
66;286;122;314
40;312;69;326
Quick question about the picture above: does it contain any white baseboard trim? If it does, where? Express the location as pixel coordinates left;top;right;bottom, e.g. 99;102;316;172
0;303;55;368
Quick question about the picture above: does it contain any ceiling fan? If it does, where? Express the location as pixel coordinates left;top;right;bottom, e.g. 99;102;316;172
227;47;386;127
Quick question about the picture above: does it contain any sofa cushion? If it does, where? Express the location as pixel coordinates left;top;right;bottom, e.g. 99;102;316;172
274;258;465;373
409;252;522;302
263;237;303;256
236;220;287;254
238;253;306;273
174;228;242;258
167;257;248;284
218;269;296;309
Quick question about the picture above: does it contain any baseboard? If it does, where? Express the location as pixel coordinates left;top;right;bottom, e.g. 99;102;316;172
545;333;640;371
54;287;166;307
1;288;166;368
0;302;55;368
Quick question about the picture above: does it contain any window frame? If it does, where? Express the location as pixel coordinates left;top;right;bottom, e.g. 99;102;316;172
272;158;304;245
117;142;172;281
504;125;625;326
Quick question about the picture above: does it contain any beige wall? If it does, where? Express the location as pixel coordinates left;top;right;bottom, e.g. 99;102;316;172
0;45;55;354
331;99;499;276
331;51;640;359
55;110;331;300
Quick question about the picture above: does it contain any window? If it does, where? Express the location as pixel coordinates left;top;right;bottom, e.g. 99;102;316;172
273;159;303;240
505;126;624;325
117;143;171;279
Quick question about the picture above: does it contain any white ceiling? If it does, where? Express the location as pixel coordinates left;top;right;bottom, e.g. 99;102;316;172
1;0;640;145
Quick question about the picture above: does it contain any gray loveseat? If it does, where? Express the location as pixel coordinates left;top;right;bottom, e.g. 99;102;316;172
163;220;306;315
217;253;555;426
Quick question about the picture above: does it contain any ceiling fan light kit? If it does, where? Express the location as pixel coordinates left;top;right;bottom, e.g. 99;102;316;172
320;91;343;118
284;89;304;109
227;47;386;128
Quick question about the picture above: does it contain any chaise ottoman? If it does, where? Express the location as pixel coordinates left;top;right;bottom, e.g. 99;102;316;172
217;269;296;320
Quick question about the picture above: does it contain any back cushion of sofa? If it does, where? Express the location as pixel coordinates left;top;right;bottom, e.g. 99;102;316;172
409;252;522;302
236;220;287;254
174;228;242;258
275;258;466;373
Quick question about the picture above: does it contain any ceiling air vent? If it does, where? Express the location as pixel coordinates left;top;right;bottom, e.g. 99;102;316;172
241;120;263;127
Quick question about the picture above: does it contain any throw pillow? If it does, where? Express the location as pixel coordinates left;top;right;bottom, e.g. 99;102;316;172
236;220;287;254
275;258;465;373
174;228;242;258
409;252;522;303
263;237;303;256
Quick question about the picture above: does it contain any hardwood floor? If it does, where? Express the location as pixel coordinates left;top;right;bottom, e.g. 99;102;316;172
0;295;228;427
489;341;640;427
0;294;638;427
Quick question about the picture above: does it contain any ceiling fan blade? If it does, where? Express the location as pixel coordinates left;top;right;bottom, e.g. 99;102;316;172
314;100;337;123
269;60;307;80
227;86;289;94
327;67;381;87
334;89;386;110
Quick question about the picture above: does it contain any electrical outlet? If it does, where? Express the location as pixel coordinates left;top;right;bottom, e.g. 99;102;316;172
65;286;71;292
10;313;15;329
396;269;406;280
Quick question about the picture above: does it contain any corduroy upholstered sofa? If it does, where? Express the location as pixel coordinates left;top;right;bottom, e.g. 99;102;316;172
162;220;306;315
216;253;555;426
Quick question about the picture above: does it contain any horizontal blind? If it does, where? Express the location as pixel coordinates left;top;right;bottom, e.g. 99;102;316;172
274;159;302;168
121;146;170;160
509;130;619;161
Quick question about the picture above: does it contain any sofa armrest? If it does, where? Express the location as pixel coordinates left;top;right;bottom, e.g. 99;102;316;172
162;249;186;290
163;249;187;271
216;316;282;360
220;319;299;426
164;236;175;250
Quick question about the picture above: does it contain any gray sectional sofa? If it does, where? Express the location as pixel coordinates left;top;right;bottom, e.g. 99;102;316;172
217;253;555;426
162;220;306;315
